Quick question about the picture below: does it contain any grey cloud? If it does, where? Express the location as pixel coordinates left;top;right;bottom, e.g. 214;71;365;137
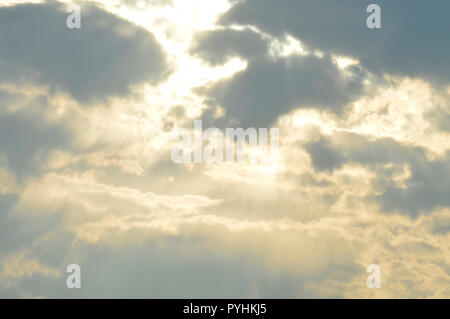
432;220;450;235
220;0;450;85
0;2;170;104
0;195;20;254
0;195;65;257
199;55;367;128
305;138;346;172
190;29;269;65
305;133;450;217
426;104;450;133
0;246;305;298
0;110;69;181
0;226;361;298
74;240;359;298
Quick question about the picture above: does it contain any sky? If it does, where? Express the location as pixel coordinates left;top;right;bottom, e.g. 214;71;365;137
0;0;449;298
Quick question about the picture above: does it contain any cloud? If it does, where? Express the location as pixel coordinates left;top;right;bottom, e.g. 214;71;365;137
426;102;450;133
0;166;363;298
199;54;367;128
0;0;449;299
220;0;450;85
0;1;170;104
0;108;69;181
432;220;450;235
305;132;450;217
190;28;269;65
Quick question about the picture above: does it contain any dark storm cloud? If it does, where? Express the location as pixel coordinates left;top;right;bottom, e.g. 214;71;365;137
220;0;450;85
190;28;269;65
305;133;450;217
199;55;367;128
0;1;170;104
